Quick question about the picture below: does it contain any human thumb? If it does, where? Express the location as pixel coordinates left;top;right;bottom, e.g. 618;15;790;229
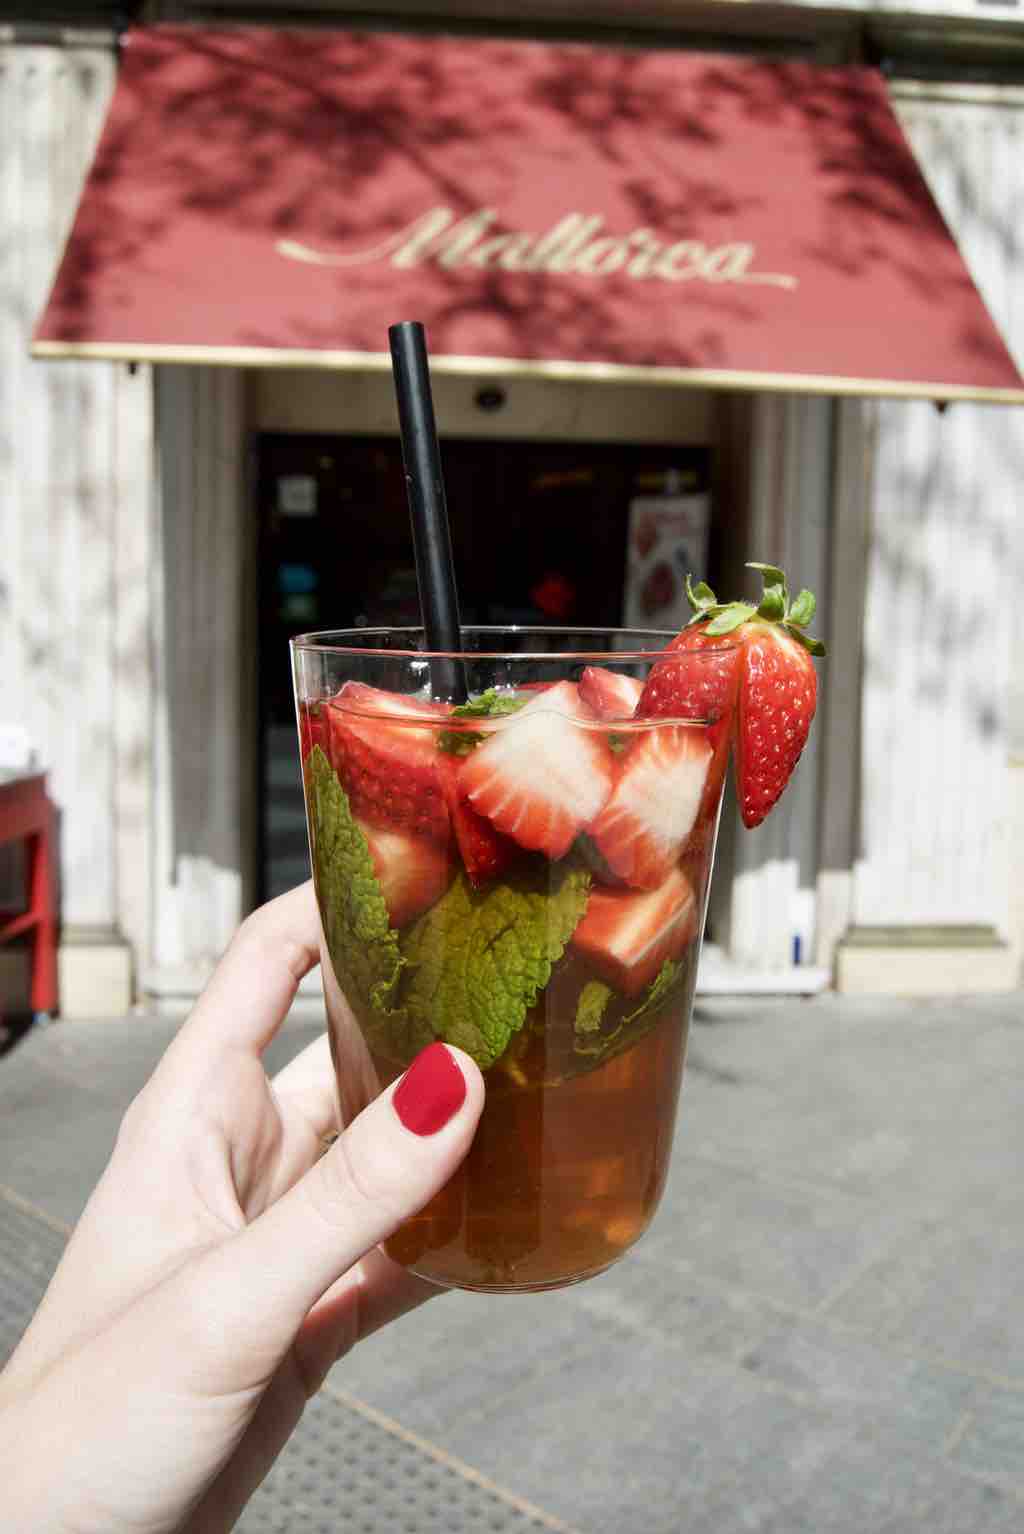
187;1043;483;1377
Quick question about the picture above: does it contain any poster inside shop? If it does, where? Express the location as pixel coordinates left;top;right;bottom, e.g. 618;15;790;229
623;493;710;630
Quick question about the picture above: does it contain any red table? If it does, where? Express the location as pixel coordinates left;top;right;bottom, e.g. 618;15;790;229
0;771;57;1017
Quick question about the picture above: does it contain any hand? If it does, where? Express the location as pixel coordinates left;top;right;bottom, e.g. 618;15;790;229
0;883;484;1534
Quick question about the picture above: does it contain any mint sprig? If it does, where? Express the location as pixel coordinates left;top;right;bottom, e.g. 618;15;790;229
308;748;594;1071
684;564;826;657
572;958;686;1067
304;748;433;1062
401;863;591;1069
438;688;528;756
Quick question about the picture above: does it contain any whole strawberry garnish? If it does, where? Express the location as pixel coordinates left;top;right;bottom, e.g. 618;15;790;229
635;623;742;728
683;563;825;828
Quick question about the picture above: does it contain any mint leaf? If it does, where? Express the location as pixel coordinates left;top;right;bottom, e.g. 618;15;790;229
399;864;591;1069
438;688;528;756
305;748;432;1061
306;747;403;1012
573;959;686;1066
575;980;614;1037
437;729;485;757
625;959;683;1024
450;688;529;720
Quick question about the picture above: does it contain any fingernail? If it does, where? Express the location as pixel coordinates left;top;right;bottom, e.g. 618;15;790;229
393;1042;467;1136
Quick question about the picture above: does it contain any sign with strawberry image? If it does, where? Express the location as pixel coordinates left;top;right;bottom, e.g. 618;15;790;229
623;494;710;630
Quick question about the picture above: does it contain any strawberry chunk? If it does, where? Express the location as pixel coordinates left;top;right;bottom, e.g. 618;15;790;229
578;666;644;720
571;866;698;996
459;681;614;860
327;682;450;842
589;723;712;889
438;757;518;887
358;818;455;929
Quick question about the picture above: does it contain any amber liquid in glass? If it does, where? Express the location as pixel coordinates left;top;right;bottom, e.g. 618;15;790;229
378;949;694;1290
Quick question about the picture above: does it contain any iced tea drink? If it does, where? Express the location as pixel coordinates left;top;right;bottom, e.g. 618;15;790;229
293;629;738;1292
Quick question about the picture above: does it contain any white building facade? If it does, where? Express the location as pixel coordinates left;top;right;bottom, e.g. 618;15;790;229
2;0;1022;1015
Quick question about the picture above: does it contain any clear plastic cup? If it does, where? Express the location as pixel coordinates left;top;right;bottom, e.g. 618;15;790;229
292;628;739;1293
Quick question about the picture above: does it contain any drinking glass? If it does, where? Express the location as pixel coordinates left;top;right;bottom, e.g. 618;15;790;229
292;628;739;1293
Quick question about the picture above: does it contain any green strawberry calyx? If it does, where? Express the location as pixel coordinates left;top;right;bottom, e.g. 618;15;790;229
684;563;826;658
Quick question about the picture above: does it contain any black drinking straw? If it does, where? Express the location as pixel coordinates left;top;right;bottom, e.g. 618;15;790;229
388;321;467;704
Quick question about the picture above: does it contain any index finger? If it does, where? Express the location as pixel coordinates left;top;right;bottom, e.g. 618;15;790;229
175;881;323;1062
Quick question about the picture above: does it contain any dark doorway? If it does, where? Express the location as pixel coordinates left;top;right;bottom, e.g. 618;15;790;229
254;432;711;903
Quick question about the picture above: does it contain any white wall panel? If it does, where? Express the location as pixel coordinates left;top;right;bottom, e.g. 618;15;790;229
151;365;247;972
716;392;834;971
0;44;154;955
854;89;1024;936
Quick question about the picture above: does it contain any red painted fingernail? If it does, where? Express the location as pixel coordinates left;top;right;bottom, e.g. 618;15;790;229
393;1043;467;1136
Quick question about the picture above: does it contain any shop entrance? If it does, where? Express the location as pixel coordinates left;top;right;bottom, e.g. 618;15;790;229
254;432;712;903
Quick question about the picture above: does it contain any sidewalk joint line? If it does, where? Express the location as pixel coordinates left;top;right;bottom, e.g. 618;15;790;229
941;1407;976;1459
0;1183;73;1240
633;1249;1024;1395
324;1382;585;1534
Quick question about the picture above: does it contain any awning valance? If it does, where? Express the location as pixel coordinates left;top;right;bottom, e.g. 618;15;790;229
32;25;1024;403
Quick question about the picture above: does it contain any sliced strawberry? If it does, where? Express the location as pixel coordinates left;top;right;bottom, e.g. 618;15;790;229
358;818;455;929
588;723;712;890
437;757;518;887
578;666;644;720
459;681;614;860
327;682;450;842
571;865;698;996
298;701;329;762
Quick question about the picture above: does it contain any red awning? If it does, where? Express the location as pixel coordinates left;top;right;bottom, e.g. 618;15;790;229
33;25;1024;402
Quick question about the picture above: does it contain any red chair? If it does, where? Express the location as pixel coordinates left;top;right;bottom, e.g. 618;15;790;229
0;772;58;1019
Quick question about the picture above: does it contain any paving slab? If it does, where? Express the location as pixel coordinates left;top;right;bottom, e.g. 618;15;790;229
734;1314;984;1455
686;1436;1024;1534
684;993;1023;1219
638;1154;917;1313
0;1013;321;1226
1;992;1022;1533
332;1285;616;1443
823;1205;1024;1383
951;1386;1024;1489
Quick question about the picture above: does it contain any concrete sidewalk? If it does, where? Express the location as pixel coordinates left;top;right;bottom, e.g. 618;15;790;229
1;991;1022;1532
